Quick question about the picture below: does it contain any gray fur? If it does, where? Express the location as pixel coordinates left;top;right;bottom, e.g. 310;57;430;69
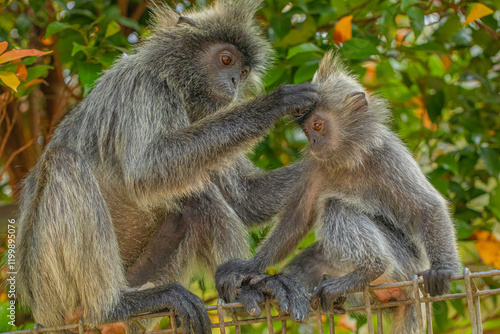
16;1;318;332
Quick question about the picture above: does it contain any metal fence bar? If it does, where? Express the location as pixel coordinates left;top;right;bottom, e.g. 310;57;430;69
376;308;383;334
328;315;335;334
264;299;274;334
217;299;226;334
464;268;478;334
315;308;324;334
3;268;499;334
413;274;424;333
363;285;375;334
169;310;177;334
470;275;482;333
425;299;433;334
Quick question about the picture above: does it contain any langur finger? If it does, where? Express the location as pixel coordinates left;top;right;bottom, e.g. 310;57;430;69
259;277;290;314
429;271;439;297
238;289;263;317
249;274;268;286
310;291;320;310
420;273;430;296
332;307;346;315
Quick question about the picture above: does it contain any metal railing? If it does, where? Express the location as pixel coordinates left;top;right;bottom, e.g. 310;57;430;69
4;268;500;334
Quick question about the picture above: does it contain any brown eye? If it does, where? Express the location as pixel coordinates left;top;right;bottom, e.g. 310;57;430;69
313;123;322;131
303;128;308;137
221;55;232;65
241;68;248;77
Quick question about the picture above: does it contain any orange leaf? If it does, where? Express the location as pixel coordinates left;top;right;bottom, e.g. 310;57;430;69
0;71;20;91
465;2;494;25
333;15;353;45
441;55;451;70
0;41;7;55
23;78;45;88
0;48;52;64
363;61;377;84
474;230;500;269
412;97;437;131
16;64;28;81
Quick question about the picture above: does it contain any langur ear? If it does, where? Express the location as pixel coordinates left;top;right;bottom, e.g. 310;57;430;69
348;91;368;112
177;16;197;27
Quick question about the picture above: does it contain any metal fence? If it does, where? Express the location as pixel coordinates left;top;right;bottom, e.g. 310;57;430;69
4;268;500;334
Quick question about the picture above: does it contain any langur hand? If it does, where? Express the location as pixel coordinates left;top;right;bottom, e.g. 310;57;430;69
141;283;212;334
215;259;310;322
311;279;347;315
267;83;318;118
418;267;454;296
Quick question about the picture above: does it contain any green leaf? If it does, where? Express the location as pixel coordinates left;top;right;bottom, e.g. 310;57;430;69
294;63;319;84
380;8;397;44
450;298;466;317
96;51;121;68
433;301;449;332
480;147;500;177
426;89;445;122
428;54;446;77
437;14;461;42
71;42;87;56
436;154;459;175
77;61;102;95
278;16;316;47
25;65;53;83
105;20;121;39
341;38;380;59
116;17;141;32
407;6;424;38
427;169;449;196
454;220;475;240
488;186;500;220
45;21;71;38
264;66;286;87
287;43;323;59
401;0;421;12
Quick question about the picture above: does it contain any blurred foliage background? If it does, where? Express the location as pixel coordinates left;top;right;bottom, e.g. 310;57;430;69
0;0;500;332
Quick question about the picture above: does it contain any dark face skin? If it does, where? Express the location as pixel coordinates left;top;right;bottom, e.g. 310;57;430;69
301;109;337;160
204;43;251;102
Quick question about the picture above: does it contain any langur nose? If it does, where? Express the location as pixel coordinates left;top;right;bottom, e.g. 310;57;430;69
231;77;237;86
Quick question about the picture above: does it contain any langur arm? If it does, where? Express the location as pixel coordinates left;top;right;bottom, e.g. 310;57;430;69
414;194;460;296
216;180;315;322
123;84;317;201
217;159;306;227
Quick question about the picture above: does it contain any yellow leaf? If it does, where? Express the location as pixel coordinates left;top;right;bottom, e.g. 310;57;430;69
0;41;7;55
333;15;353;45
465;2;494;25
0;71;20;91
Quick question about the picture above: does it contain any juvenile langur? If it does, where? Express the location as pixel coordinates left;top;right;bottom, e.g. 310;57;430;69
218;52;460;333
17;1;317;333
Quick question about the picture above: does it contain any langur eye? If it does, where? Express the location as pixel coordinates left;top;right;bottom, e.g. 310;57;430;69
241;68;248;77
313;123;322;131
303;128;309;137
221;55;232;65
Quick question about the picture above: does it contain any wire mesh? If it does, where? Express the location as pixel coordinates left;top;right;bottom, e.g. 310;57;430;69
3;268;500;334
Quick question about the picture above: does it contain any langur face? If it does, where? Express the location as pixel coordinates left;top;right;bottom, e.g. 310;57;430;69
204;43;251;103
